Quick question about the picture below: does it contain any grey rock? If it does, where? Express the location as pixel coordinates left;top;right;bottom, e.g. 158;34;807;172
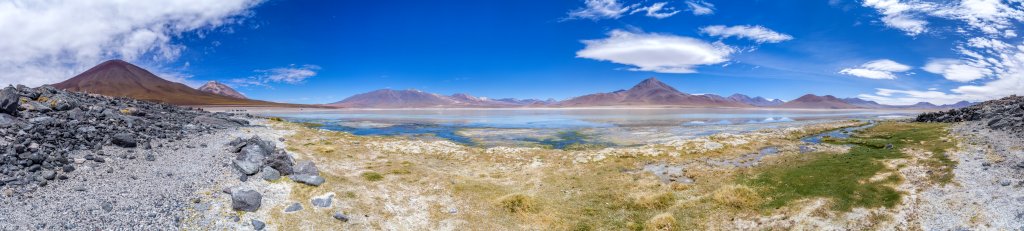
101;202;113;212
290;174;325;186
1001;179;1012;186
284;203;303;213
40;170;56;180
261;166;281;181
252;219;265;230
333;211;349;222
311;194;333;208
0;86;18;114
231;190;263;212
293;160;319;176
233;159;262;176
111;133;137;148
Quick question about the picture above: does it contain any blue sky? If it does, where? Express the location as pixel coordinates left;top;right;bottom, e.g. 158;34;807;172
2;0;1022;105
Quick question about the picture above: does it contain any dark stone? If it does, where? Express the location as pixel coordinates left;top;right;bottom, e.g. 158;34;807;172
284;203;303;213
252;220;265;230
231;190;262;212
0;87;18;114
111;133;137;148
261;166;280;181
333;211;349;222
290;174;325;186
293;160;319;176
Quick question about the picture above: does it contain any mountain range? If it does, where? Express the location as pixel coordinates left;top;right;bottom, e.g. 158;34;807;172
330;77;973;109
44;60;975;110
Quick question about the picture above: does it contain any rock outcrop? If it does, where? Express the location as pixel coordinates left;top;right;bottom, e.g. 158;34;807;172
916;95;1024;136
0;85;247;191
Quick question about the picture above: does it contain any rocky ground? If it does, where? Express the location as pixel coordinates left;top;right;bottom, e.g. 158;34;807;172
0;86;337;230
908;121;1024;229
917;95;1024;136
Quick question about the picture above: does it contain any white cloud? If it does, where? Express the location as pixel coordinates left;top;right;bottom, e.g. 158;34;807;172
861;0;935;36
858;0;1024;105
839;59;912;79
922;59;991;82
857;88;970;105
685;0;715;15
0;0;263;87
576;29;734;74
566;0;636;20
259;64;320;84
232;64;320;87
700;25;794;43
630;2;680;19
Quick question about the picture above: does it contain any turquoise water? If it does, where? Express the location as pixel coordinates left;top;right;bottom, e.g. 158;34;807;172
266;109;914;147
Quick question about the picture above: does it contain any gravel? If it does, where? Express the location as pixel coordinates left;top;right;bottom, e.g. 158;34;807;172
0;127;253;230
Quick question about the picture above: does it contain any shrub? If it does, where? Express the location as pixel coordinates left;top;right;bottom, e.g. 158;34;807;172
497;193;537;213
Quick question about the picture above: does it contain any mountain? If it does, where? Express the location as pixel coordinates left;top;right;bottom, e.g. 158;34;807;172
945;101;976;108
841;98;976;109
728;94;784;107
841;97;887;108
198;81;246;99
558;78;749;107
328;89;542;108
52;60;281;106
778;94;861;109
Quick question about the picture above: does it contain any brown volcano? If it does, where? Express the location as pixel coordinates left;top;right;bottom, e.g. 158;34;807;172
53;60;284;106
558;78;749;107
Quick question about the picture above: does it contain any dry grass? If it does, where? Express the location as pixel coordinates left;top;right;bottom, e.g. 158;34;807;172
712;185;760;209
263;119;881;230
645;213;678;231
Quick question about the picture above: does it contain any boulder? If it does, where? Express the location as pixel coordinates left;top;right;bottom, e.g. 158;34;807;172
293;160;319;176
261;166;281;181
233;159;262;175
0;87;18;114
111;133;137;148
231;190;262;212
265;151;295;175
290;174;325;186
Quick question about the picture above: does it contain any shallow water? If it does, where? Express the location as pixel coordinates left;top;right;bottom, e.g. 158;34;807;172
266;109;910;147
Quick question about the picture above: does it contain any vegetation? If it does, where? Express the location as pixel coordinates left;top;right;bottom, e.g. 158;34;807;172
741;122;954;211
360;172;384;181
268;118;954;229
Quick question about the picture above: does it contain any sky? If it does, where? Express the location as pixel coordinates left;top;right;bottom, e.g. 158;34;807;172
0;0;1022;105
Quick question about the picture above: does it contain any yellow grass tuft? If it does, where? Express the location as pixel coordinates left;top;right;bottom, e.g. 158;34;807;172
644;213;678;231
712;185;760;209
497;193;537;213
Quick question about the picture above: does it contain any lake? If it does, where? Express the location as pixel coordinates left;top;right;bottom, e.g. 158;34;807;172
261;108;918;148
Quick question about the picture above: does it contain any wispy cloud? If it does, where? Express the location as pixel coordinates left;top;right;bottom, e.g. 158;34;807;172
858;0;1024;105
566;0;636;20
839;59;912;79
630;2;680;19
0;0;263;87
566;0;682;20
685;0;715;15
700;25;794;43
231;64;320;87
576;29;734;74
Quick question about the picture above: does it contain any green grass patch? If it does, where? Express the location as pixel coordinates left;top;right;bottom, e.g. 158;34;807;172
361;172;384;181
740;122;953;211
